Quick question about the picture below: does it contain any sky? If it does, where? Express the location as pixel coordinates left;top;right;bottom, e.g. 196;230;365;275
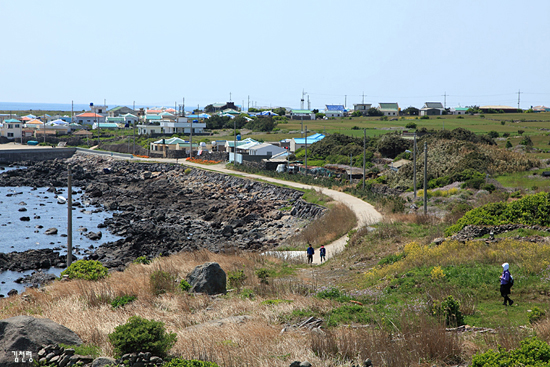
1;0;549;110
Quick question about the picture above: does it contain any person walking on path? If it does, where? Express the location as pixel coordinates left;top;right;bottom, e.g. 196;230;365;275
306;244;314;264
500;262;514;306
319;245;326;262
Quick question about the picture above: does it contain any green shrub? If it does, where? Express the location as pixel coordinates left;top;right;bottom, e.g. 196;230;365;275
461;177;485;190
506;140;513;148
184;168;192;175
59;343;101;359
150;270;176;295
227;269;247;290
529;307;546;324
255;268;270;284
378;252;406;266
445;192;550;235
316;287;351;303
488;131;499;138
518;129;525;135
501;121;506;125
457;116;464;119
179;279;191;292
108;316;177;357
432;295;465;327
420;115;429;120
428;175;452;189
133;256;151;265
240;288;255;299
111;294;137;309
482;183;496;193
472;337;550;367
405;122;417;129
60;260;108;281
163;358;219;367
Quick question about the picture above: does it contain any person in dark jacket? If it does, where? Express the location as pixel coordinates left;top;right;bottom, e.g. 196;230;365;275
319;245;326;262
500;262;514;306
306;244;314;264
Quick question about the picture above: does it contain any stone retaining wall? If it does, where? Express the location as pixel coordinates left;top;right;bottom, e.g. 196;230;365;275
0;148;76;163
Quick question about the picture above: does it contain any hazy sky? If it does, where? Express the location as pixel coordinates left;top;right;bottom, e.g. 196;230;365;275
1;0;549;110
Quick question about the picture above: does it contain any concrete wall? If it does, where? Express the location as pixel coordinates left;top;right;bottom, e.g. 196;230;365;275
0;148;76;163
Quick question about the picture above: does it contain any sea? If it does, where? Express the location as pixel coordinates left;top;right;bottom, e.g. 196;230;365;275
0;165;122;297
0;101;197;113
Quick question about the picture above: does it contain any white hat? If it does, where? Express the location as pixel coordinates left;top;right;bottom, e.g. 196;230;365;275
502;263;509;271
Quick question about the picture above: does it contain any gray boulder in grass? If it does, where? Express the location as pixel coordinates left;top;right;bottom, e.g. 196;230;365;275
0;315;82;367
187;262;227;295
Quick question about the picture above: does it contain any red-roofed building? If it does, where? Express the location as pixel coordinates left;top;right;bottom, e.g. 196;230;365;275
75;112;105;126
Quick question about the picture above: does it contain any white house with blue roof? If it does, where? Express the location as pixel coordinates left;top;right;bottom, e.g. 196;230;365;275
324;105;346;118
290;133;325;152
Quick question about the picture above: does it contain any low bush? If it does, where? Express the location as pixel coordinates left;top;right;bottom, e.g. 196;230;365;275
133;256;150;265
179;279;191;292
111;294;137;309
405;122;417;129
255;268;269;284
108;316;177;357
60;260;108;281
316;287;351;303
432;295;464;327
227;269;247;290
472;337;550;367
529;307;546;324
445;192;550;235
59;343;101;359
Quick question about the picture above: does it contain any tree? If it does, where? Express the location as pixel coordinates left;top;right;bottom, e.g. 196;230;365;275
367;107;383;117
351;110;362;117
466;105;482;114
403;106;419;116
273;107;286;116
377;134;412;158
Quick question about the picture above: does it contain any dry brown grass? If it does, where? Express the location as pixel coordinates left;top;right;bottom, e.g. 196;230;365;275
311;314;463;366
289;203;357;247
0;251;345;366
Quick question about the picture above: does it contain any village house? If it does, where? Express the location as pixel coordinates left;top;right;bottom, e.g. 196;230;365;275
0;119;23;139
378;103;399;117
353;103;372;116
290;133;325;152
324;105;346;118
420;102;445;116
75;112;105;126
290;109;316;120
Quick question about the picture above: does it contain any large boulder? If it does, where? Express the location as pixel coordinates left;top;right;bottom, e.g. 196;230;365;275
186;262;226;295
0;315;82;367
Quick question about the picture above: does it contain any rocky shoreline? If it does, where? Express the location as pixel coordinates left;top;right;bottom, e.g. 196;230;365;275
1;154;325;277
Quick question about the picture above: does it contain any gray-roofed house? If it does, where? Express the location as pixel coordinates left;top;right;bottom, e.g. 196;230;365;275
353;103;372;116
108;106;136;117
378;103;399;117
420;102;445;116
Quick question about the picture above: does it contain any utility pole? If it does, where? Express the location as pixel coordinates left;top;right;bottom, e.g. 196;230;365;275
423;141;428;215
362;92;365;104
229;92;232;102
247;95;250;111
67;165;73;267
344;95;347;109
413;133;417;199
305;126;308;175
349;154;353;183
517;89;522;110
301;116;304;138
233;117;237;164
132;101;136;155
443;92;447;109
362;128;366;190
43;113;46;144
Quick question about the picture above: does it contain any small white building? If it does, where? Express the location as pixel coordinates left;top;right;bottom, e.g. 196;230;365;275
290;109;316;120
353;103;372;115
420;102;445;116
0;119;23;139
137;124;162;135
248;143;287;157
324;105;345;118
160;117;207;134
75;112;105;126
378;103;399;117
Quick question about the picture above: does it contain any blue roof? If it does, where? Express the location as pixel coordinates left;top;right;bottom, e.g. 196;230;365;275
326;105;345;111
293;133;325;145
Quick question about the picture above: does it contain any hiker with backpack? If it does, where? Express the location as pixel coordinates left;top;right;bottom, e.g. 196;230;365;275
319;245;326;262
500;262;514;306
